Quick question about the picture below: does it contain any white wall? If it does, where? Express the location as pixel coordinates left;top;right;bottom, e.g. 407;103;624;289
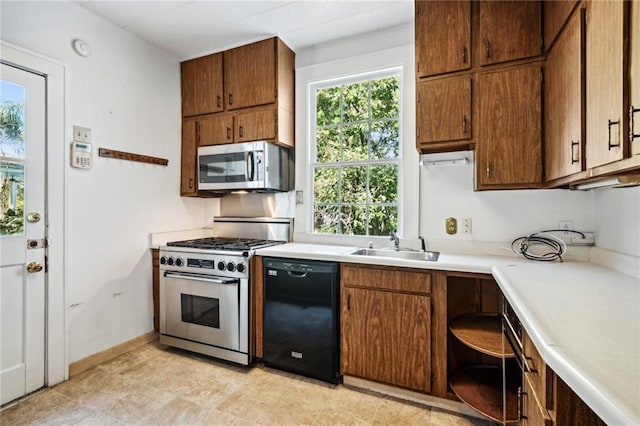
1;1;214;362
592;187;640;257
419;152;592;248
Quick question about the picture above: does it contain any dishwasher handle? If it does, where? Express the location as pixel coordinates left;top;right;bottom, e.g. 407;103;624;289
287;270;308;278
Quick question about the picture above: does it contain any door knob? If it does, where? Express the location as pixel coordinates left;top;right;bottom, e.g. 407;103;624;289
27;212;41;223
27;262;43;273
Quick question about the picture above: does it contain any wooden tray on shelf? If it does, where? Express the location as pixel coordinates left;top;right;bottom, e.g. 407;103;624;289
449;313;514;358
450;365;519;424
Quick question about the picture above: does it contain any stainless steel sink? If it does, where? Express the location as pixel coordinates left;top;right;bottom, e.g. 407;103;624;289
349;248;440;262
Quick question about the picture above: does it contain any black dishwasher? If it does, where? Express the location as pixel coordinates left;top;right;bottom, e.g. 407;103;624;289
263;257;340;384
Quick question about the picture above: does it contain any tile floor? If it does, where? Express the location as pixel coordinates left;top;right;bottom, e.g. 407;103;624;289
1;341;491;425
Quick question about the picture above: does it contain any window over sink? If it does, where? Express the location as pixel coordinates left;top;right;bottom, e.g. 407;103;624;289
309;70;401;236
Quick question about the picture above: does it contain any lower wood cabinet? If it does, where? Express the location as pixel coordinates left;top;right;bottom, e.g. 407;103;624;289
340;264;432;393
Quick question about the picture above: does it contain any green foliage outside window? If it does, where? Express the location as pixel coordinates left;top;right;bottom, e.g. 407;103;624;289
0;92;26;236
313;75;400;236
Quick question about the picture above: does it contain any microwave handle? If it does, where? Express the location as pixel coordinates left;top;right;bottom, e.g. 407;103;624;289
246;151;255;181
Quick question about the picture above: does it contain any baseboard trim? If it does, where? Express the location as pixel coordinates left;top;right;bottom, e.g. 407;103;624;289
69;331;158;377
342;375;485;420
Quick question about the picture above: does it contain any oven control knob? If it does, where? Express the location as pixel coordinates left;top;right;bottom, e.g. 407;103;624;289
167;257;175;266
175;257;184;267
226;262;236;272
160;256;167;265
217;261;226;271
236;263;245;273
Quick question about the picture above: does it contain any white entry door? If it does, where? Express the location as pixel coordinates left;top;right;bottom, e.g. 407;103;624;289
0;63;46;405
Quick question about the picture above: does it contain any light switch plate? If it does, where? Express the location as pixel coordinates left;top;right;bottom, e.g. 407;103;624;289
73;125;91;143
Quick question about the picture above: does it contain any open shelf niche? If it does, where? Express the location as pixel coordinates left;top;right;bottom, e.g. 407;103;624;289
446;274;521;424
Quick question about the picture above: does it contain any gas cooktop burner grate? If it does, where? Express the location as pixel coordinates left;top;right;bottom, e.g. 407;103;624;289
166;237;284;251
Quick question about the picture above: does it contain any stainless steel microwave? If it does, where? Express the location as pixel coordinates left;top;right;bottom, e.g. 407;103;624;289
197;141;294;192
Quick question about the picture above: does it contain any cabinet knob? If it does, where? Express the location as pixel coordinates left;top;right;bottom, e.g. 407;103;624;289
607;119;620;150
226;127;231;140
486;162;491;179
570;140;580;165
228;93;233;105
217;95;221;108
239;126;244;138
462;46;468;64
630;106;640;142
484;40;492;58
462;116;468;134
189;178;194;189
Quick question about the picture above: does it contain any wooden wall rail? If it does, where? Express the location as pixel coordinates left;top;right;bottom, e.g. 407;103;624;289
98;148;169;166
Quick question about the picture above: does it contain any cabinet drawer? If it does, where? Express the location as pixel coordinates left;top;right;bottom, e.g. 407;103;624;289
341;264;431;294
523;330;551;409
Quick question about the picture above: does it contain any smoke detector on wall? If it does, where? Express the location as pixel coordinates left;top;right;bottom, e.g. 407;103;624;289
72;39;91;57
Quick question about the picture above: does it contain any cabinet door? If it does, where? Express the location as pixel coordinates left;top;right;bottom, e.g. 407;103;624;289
181;120;198;196
585;0;625;168
480;1;541;66
417;76;471;145
181;53;223;117
224;38;277;111
630;0;640;157
478;64;542;187
341;287;431;393
235;107;276;143
199;114;234;146
545;10;584;181
415;0;471;77
543;0;579;50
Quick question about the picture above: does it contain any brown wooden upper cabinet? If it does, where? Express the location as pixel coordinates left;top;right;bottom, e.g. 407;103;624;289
630;0;640;157
479;1;542;66
181;53;224;117
585;0;625;169
543;0;579;51
416;76;472;147
545;9;584;182
477;63;542;188
181;119;198;196
224;38;278;111
415;0;471;77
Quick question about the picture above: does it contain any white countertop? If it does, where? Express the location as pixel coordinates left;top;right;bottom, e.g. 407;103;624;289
256;242;524;274
493;263;640;426
255;242;640;425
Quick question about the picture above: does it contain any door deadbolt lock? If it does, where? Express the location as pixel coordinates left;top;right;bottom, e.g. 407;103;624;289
26;239;47;250
27;212;41;223
27;262;43;273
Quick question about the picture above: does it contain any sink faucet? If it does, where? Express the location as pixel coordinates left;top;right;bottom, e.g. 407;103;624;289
390;230;400;251
419;236;426;252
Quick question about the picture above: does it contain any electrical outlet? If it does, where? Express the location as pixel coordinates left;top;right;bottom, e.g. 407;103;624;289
446;217;457;235
570;232;595;246
462;217;472;234
558;220;573;235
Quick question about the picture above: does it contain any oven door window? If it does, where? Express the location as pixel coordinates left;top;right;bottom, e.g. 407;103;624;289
199;152;248;184
181;294;220;329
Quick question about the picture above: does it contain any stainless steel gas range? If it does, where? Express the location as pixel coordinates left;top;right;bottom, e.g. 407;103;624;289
159;217;292;365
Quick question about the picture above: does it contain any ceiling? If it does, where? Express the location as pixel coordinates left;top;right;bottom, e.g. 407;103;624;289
77;0;414;60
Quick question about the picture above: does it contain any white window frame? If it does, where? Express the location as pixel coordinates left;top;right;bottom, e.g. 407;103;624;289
309;68;402;237
294;44;418;246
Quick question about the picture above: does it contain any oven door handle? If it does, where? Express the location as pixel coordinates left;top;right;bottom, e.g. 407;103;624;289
164;271;238;285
